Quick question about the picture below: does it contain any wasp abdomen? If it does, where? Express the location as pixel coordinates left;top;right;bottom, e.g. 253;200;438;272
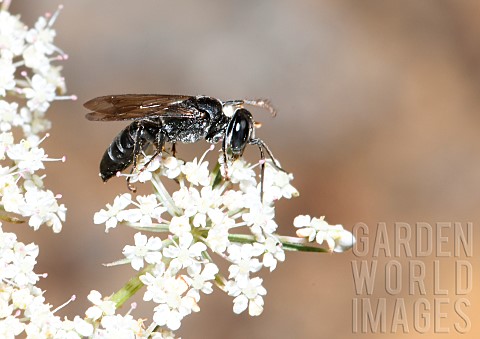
100;122;159;182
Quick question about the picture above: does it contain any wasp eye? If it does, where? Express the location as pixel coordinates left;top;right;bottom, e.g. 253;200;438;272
226;108;253;156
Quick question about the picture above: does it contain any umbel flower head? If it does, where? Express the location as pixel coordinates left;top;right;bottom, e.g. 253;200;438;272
94;147;355;333
0;3;72;232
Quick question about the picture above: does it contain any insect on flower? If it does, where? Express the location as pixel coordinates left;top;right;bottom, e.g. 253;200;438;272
84;94;286;197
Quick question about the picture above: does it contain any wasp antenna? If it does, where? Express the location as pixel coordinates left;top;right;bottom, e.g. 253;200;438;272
243;99;277;117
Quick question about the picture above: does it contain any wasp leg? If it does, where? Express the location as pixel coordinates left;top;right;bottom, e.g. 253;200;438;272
221;137;230;180
126;122;145;192
139;149;161;172
171;142;176;157
249;138;288;203
251;139;266;203
249;138;285;173
133;130;166;178
243;99;277;117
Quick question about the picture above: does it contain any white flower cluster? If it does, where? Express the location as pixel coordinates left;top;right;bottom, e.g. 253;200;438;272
0;224;94;338
0;4;71;232
0;223;176;338
83;290;176;338
294;215;356;253
94;149;355;335
0;4;171;338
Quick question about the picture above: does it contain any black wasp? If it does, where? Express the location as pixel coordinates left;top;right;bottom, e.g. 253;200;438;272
84;94;285;197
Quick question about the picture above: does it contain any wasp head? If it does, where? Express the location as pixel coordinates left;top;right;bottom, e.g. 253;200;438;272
224;108;254;159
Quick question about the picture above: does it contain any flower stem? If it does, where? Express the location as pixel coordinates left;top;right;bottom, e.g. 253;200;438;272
109;266;151;309
211;162;223;189
0;212;24;224
152;172;181;217
228;234;329;253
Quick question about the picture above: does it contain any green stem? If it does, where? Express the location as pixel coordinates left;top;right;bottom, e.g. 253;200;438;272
228;234;329;253
211;162;223;189
126;224;171;232
0;213;25;224
109;266;151;308
152;173;181;217
108;234;327;309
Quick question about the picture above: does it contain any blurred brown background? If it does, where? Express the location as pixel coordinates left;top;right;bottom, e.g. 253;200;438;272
6;0;480;338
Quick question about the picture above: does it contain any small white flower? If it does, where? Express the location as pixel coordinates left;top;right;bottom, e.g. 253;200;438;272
0;293;13;319
23;74;56;113
23;295;58;331
221;189;246;211
18;187;66;233
0;11;27;55
25;15;57;55
242;202;277;238
152;300;190;331
223;157;256;188
0;51;16;96
171;186;198;217
22;44;50;72
118;194;166;225
168;215;191;236
59;316;94;337
227;243;263;283
3;241;39;286
94;193;132;231
98;314;142;338
171;186;194;210
7;139;46;172
1;184;24;215
186;262;219;295
85;290;116;320
141;271;198;331
0;224;18;251
161;156;183;179
20;106;52;136
263;163;299;201
0;314;24;337
163;233;207;273
204;209;234;253
123;232;163;270
227;277;267;316
294;215;354;252
11;287;35;310
294;214;322;242
261;236;285;271
42;64;66;94
172;186;222;220
332;229;356;253
0;132;14;159
181;157;210;186
0;100;22;132
139;265;167;304
128;155;161;183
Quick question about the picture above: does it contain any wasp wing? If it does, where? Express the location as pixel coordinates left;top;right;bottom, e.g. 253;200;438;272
84;94;199;121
